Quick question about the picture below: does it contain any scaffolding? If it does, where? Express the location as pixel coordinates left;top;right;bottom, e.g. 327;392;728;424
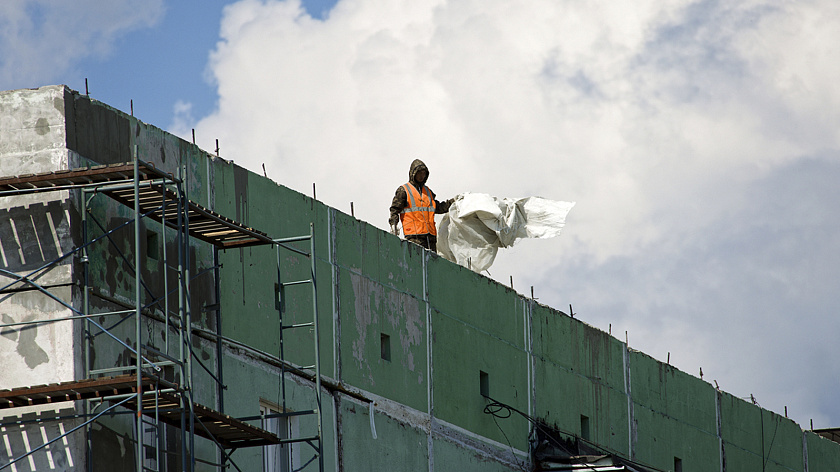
274;226;324;471
0;155;325;471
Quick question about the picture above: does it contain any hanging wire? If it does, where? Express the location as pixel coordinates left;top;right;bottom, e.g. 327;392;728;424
483;399;529;472
750;396;781;472
481;395;669;472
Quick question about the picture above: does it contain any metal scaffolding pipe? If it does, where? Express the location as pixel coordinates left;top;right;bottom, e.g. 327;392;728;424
134;149;143;472
310;222;325;472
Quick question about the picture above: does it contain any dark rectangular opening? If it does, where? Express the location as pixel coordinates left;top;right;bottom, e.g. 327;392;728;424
580;414;590;440
674;457;682;472
380;333;391;361
479;371;489;397
146;230;159;260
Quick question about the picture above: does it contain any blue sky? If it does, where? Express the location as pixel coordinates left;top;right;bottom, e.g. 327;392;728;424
2;0;840;433
73;0;339;129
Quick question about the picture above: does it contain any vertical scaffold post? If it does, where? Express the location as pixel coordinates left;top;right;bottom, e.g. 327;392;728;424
177;164;189;472
274;222;325;472
82;187;93;472
183;162;196;472
277;242;287;412
133;148;143;472
310;222;324;471
162;183;169;358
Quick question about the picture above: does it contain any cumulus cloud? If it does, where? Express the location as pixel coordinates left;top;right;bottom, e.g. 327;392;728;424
0;0;164;88
191;0;840;427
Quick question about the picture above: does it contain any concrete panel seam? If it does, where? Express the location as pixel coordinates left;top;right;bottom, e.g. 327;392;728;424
423;250;434;472
431;306;528;353
334;260;424;300
433;415;528;454
716;389;724;472
525;299;535;440
624;346;635;460
329;208;340;383
334;386;528;470
533;350;622;385
628;399;718;438
802;430;808;472
431;416;529;470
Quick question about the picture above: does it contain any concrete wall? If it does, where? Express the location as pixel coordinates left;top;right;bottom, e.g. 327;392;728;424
2;85;840;472
0;86;82;471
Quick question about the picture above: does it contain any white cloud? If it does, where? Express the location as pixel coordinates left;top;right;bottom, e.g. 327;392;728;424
170;99;196;137
0;0;164;88
193;0;840;428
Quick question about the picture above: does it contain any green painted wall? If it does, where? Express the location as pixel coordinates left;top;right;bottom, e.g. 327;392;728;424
25;85;840;471
629;351;719;470
532;302;629;455
339;401;428;471
806;431;840;472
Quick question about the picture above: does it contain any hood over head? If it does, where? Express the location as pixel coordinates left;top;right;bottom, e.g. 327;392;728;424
409;159;429;186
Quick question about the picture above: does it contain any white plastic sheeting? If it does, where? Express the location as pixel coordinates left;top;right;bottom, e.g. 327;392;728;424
437;192;575;272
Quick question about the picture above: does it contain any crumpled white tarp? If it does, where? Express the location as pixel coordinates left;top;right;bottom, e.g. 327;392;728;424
437;192;575;272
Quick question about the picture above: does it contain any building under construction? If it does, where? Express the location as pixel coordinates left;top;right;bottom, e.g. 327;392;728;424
1;85;839;471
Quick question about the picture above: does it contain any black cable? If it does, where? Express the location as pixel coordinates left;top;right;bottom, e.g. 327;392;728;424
483;400;513;419
753;398;780;472
765;417;780;470
481;395;667;472
482;398;529;471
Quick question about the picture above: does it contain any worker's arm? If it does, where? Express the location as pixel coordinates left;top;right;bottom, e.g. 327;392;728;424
389;186;408;227
435;197;455;214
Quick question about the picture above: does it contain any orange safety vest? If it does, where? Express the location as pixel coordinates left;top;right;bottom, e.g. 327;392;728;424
399;183;437;236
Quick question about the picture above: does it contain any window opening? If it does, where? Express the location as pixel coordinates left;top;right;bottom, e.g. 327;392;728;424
580;415;590;441
146;230;159;260
261;403;298;472
380;333;391;361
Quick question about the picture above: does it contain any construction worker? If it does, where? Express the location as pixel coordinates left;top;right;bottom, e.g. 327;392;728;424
389;159;454;252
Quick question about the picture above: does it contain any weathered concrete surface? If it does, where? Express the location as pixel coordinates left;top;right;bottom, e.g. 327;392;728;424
0;86;76;414
0;85;68;165
0;86;81;472
0;85;73;288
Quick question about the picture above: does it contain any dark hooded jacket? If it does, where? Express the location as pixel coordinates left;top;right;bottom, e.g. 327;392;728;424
389;160;453;244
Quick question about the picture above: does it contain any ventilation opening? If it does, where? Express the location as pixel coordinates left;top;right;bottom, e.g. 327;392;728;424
674;457;683;472
479;371;489;397
146;230;159;260
580;415;590;440
380;333;391;361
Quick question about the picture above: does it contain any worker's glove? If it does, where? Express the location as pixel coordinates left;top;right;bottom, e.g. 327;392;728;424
390;223;400;236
